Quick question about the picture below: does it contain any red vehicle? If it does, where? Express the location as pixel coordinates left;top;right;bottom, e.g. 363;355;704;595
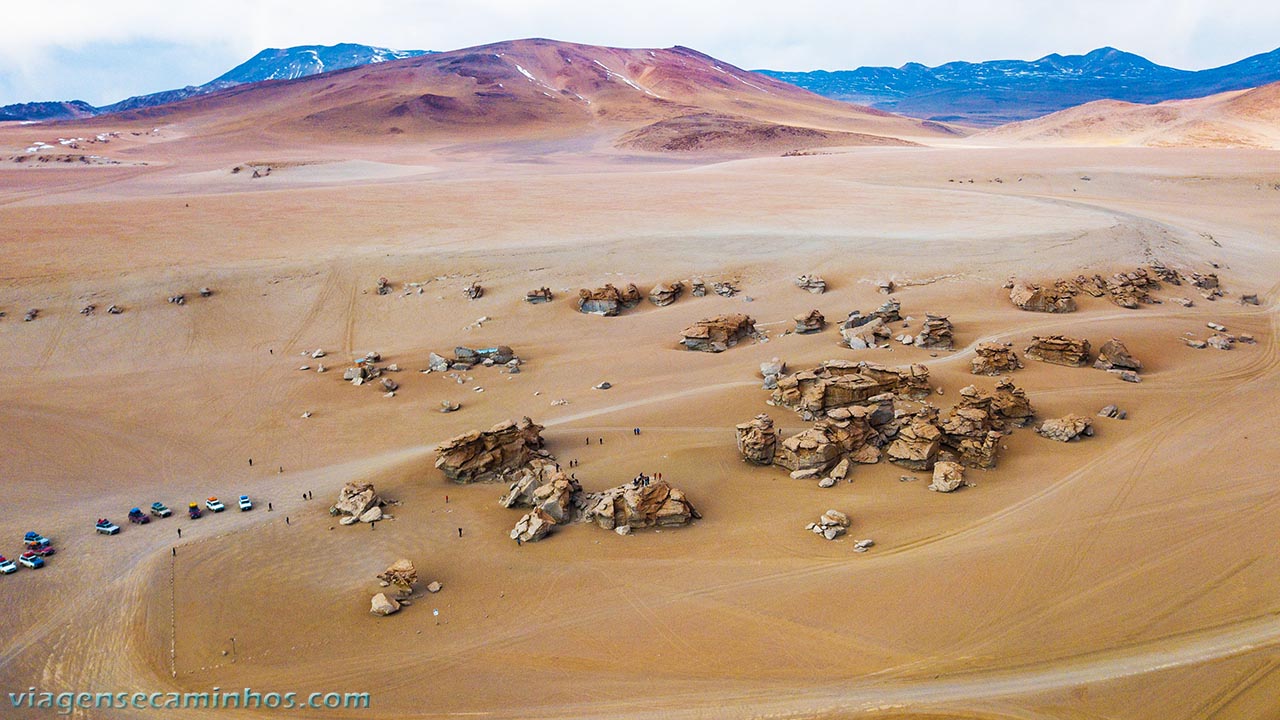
30;542;55;557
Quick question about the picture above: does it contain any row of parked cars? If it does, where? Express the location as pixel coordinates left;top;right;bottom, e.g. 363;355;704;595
96;495;254;536
1;531;57;573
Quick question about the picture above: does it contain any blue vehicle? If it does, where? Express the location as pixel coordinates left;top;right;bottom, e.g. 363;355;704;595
18;551;44;569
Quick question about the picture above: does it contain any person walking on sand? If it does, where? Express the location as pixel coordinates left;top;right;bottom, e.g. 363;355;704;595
248;458;253;467
177;527;182;538
458;527;463;538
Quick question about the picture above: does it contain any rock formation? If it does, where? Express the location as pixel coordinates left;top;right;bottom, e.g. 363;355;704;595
376;277;392;295
1025;335;1091;367
463;282;483;300
690;277;707;296
760;357;786;389
1104;269;1157;308
774;416;876;478
577;283;643;315
376;559;418;595
794;309;826;334
331;482;383;521
1037;414;1094;442
1094;338;1142;372
735;414;778;465
913;314;954;349
839;299;902;348
434;417;549;483
680;314;757;352
582;480;700;531
794;274;827;294
510;508;557;543
1098;404;1127;420
524;287;553;303
886;410;943;470
712;281;737;297
971;342;1023;375
1009;279;1077;313
929;461;967;492
807;509;851;540
648;281;684;306
499;460;579;524
771;361;931;420
989;378;1035;426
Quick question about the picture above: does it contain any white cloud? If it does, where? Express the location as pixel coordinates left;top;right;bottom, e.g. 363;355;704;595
2;0;1277;104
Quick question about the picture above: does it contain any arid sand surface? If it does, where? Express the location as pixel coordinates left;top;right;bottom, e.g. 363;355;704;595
1;136;1279;719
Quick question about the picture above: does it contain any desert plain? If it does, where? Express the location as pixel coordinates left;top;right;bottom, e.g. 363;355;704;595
1;42;1279;720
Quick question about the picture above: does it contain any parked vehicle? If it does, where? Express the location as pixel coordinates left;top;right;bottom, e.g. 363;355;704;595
205;496;226;513
150;502;172;518
30;542;55;557
18;551;44;569
128;507;150;525
188;503;202;519
23;531;50;548
0;556;17;574
238;495;253;511
95;518;121;535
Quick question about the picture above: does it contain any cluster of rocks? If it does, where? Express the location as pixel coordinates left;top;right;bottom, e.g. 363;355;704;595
434;417;551;483
794;274;827;294
712;281;738;297
369;559;440;617
577;283;643;315
463;282;484;300
885;380;1032;472
524;287;553;304
1184;322;1250;350
342;351;402;395
648;281;684;306
376;277;392;295
769;360;932;421
1190;272;1223;301
1036;414;1094;442
1093;338;1142;382
1098;404;1127;420
427;345;520;373
331;482;387;525
794;309;826;334
1025;335;1091;367
807;509;850;540
839;299;902;349
498;457;699;542
691;278;708;297
1009;279;1077;313
971;342;1023;375
680;314;757;352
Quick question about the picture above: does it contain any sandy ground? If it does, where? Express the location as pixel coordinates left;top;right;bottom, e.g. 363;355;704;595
1;140;1279;719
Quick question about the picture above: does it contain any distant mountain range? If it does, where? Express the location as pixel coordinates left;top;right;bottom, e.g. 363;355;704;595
757;46;1280;125
4;43;1279;127
0;43;431;122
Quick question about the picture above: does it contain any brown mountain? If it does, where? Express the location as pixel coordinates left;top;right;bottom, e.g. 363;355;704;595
101;38;957;152
982;80;1280;149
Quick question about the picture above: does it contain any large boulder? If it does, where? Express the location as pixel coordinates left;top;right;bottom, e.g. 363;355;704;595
332;482;382;519
648;281;684;306
929;461;967;492
370;593;401;616
680;314;756;352
1094;338;1142;372
582;480;700;531
1037;414;1094;442
1025;335;1092;367
577;283;643;316
971;342;1023;375
989;378;1035;427
735;414;778;465
499;462;580;524
1009;279;1077;313
434;417;549;483
510;508;557;543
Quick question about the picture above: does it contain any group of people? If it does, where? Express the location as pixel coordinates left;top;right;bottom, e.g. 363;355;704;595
630;472;662;488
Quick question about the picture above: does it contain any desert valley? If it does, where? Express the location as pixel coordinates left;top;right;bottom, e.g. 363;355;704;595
1;36;1279;719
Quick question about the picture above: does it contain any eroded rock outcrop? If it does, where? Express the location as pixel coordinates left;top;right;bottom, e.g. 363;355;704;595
577;283;643;316
929;461;967;492
331;482;384;521
794;309;826;334
794;274;827;294
971;342;1023;375
510;508;557;543
913;314;954;350
1094;338;1142;372
648;281;684;306
525;287;553;304
1037;414;1094;442
680;314;757;352
499;460;580;524
886;410;943;471
1025;335;1092;367
582;480;700;531
735;414;778;465
434;417;549;483
377;559;418;595
771;361;931;420
1009;279;1077;313
774;417;876;478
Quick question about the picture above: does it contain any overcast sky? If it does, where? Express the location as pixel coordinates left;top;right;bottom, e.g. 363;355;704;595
2;0;1278;105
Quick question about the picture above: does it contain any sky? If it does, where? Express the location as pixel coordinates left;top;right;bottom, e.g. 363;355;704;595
2;0;1278;106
